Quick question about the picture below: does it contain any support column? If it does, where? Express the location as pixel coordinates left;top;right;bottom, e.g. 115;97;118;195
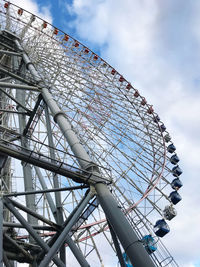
95;183;155;267
15;59;37;227
44;104;64;224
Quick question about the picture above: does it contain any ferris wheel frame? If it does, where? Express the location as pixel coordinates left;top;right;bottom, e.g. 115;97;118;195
0;1;182;267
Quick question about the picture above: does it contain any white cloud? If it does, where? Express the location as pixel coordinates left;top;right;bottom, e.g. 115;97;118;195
67;0;200;266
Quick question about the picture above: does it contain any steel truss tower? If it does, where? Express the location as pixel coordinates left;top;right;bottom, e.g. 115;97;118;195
0;2;182;267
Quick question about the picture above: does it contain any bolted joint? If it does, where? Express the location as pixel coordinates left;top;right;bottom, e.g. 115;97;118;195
84;162;100;173
90;185;97;195
84;163;112;184
53;111;66;123
86;171;111;185
25;61;33;70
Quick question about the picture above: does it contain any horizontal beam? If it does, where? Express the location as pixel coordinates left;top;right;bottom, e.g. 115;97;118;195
3;222;56;231
4;185;89;197
0;41;15;51
0;141;108;184
0;82;40;91
0;125;21;137
0;66;36;86
0;109;29;115
0;50;22;56
0;142;87;182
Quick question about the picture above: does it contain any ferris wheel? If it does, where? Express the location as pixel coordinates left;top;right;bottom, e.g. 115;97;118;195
0;1;183;266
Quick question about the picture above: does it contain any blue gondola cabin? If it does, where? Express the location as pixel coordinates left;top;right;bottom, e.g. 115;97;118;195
154;219;170;237
171;178;183;190
172;166;183;177
169;191;182;205
142;235;157;254
167;143;176;153
170;154;180;165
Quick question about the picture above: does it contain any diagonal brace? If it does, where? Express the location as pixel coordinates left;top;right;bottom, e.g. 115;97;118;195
39;191;92;267
8;198;58;229
3;197;65;267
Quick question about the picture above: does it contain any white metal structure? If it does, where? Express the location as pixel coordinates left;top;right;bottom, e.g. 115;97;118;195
0;1;182;266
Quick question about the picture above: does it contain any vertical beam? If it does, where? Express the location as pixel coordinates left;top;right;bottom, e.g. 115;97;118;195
34;166;57;219
14;58;37;227
0;51;12;223
0;46;15;267
95;183;155;267
21;161;37;225
39;191;92;267
0;198;3;267
44;104;63;223
44;103;66;263
5;4;11;30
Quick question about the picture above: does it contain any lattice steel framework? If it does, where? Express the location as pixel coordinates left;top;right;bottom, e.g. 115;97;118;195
0;1;182;267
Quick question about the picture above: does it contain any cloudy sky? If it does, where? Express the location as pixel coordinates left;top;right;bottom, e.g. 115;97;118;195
10;0;200;266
